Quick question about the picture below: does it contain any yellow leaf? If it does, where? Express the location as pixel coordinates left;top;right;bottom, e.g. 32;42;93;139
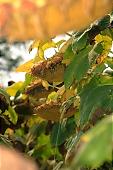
5;128;14;136
42;41;56;50
16;59;34;72
53;82;62;86
6;81;23;96
47;91;58;102
95;34;112;43
29;40;55;53
38;47;44;59
21;94;27;100
42;80;49;90
102;35;112;42
29;39;64;61
96;55;106;64
27;115;44;127
61;88;75;101
95;34;112;55
57;85;65;96
103;41;112;53
95;34;103;43
29;40;40;53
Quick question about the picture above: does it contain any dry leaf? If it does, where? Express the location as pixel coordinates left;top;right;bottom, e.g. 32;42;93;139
16;59;34;73
33;102;76;121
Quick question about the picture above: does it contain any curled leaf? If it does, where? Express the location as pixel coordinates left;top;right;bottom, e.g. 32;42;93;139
33;101;76;121
25;79;54;99
31;53;65;82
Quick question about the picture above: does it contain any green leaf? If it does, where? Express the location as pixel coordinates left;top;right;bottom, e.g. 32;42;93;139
64;45;74;60
32;134;57;161
26;121;47;145
99;75;113;85
64;46;91;88
14;73;33;99
93;63;106;74
64;57;76;88
71;116;112;169
89;43;103;64
101;28;113;39
24;73;33;88
109;28;113;39
106;57;113;69
80;84;113;126
98;15;110;30
65;131;83;151
56;40;66;48
51;118;75;146
72;31;88;52
51;122;68;146
21;73;33;92
14;128;26;144
0;88;10;104
4;106;18;124
94;43;103;54
38;134;50;146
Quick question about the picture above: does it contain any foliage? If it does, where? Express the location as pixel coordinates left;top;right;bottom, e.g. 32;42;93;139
0;13;113;170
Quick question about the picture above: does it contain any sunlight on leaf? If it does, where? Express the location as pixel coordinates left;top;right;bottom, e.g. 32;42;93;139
16;59;34;73
6;81;23;96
